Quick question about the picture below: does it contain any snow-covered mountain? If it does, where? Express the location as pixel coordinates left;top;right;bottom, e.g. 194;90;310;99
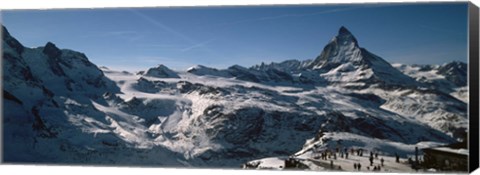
186;64;298;84
393;61;467;88
140;64;180;78
3;25;183;166
2;25;468;170
251;59;313;73
393;61;469;103
306;26;417;88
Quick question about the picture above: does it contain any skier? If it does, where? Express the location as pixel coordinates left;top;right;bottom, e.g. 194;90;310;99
369;156;374;166
358;163;361;170
381;157;384;166
345;152;349;159
354;163;357;170
395;153;399;163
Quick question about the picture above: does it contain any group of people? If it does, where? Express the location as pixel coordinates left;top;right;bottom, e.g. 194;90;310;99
313;147;407;172
353;163;362;170
368;151;386;165
316;151;334;160
352;148;364;156
354;162;386;172
352;149;391;172
367;165;383;171
315;148;350;160
316;147;384;160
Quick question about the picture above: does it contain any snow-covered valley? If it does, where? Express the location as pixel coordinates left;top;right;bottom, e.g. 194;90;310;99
2;25;469;171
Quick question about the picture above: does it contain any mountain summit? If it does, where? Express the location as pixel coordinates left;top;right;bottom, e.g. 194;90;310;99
308;26;416;86
337;26;359;47
308;26;362;70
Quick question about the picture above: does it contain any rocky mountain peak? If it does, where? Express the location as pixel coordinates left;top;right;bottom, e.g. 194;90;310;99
43;42;62;59
308;26;363;70
2;25;24;54
338;26;351;35
144;64;180;78
337;26;358;46
307;26;417;87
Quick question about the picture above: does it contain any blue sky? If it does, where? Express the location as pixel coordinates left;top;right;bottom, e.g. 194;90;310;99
2;2;468;71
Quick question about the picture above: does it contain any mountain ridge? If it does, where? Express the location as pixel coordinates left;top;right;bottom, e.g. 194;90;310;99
2;25;468;169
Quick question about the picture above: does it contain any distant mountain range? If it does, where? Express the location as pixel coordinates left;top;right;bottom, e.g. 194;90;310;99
2;25;468;168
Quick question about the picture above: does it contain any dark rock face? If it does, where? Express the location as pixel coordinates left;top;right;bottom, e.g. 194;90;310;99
2;53;37;83
220;108;265;144
265;68;294;82
337;26;359;47
417;64;435;71
2;25;24;54
267;111;324;132
42;42;67;76
4;90;23;104
177;81;228;96
31;106;57;138
227;65;261;82
346;93;386;106
43;42;62;59
191;106;323;166
133;77;164;93
318;112;351;133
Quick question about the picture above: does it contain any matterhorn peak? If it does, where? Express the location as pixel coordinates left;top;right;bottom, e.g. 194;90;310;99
335;26;358;46
308;26;362;70
307;26;417;86
338;26;351;35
